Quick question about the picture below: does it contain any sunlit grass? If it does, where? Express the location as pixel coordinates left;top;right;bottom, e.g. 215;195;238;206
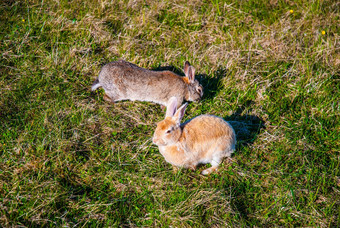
0;0;339;226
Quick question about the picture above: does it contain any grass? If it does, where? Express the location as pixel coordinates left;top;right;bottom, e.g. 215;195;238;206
0;0;339;226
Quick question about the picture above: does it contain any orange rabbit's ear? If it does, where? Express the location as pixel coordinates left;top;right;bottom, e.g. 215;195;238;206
173;103;188;124
166;97;177;117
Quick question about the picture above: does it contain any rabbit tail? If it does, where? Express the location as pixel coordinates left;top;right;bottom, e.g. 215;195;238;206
91;78;101;91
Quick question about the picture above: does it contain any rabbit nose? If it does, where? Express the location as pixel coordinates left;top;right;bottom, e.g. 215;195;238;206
153;137;164;146
194;97;201;102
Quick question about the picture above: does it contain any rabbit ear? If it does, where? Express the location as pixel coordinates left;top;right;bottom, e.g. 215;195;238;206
166;97;178;117
173;103;188;124
184;61;191;77
187;66;195;83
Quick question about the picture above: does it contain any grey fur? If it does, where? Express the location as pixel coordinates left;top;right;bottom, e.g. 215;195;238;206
92;60;203;106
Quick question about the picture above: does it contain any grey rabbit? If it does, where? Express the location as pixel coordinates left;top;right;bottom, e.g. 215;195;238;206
91;60;203;106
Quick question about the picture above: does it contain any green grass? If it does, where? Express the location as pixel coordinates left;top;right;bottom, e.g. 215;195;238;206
1;0;339;226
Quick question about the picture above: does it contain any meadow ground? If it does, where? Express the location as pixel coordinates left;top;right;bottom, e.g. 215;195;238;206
0;0;339;226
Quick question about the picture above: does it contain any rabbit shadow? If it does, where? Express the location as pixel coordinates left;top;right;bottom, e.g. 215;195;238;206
224;107;265;149
197;66;227;100
152;64;184;75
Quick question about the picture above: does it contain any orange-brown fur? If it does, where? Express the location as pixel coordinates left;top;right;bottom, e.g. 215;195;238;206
181;116;236;155
153;98;236;175
182;77;190;84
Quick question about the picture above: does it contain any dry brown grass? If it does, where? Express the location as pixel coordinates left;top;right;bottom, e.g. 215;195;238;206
0;0;339;226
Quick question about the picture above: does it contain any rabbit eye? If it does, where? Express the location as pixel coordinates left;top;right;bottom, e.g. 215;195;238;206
166;127;173;134
197;87;202;94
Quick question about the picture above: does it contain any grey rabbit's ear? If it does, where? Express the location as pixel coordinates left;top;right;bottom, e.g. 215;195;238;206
166;97;178;117
173;103;188;124
184;61;191;77
186;66;195;83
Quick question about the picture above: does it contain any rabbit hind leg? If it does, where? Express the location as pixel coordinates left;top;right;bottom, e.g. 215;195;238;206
103;94;115;103
104;91;122;103
201;158;220;175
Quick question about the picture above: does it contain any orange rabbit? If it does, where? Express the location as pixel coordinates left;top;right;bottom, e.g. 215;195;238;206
153;97;236;175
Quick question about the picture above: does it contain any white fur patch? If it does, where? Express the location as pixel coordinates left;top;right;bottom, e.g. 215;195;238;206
91;83;101;91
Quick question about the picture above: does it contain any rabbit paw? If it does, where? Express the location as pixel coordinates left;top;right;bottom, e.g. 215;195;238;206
201;167;218;175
